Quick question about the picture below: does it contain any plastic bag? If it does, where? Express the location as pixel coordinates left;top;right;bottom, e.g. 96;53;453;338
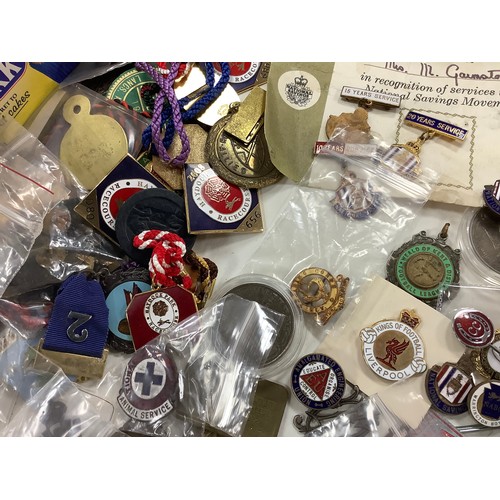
0;124;69;298
80;294;283;437
0;334;121;436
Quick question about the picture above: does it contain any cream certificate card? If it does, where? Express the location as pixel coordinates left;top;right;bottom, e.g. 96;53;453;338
317;275;465;428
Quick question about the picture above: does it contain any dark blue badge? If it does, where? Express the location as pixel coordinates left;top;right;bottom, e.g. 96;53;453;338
43;273;109;358
483;180;500;217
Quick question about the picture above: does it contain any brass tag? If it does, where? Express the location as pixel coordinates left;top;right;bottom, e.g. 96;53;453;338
242;379;289;437
35;339;108;380
59;95;129;190
224;87;266;145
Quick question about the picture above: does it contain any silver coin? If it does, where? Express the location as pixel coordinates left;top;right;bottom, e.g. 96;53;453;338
221;282;295;367
470;207;500;274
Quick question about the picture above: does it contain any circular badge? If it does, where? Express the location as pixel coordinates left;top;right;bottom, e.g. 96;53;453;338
213;62;260;83
468;380;500;428
277;70;321;111
99;178;157;230
425;363;473;415
117;345;178;423
453;309;495;348
192;168;252;223
144;291;180;334
115;188;196;267
471;332;500;380
291;353;346;410
106;69;157;114
360;311;426;381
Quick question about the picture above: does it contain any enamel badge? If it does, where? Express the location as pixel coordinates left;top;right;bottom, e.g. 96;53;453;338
360;309;426;381
468;381;500;428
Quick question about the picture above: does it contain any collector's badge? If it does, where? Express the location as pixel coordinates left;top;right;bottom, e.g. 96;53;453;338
452;308;495;349
117;344;179;423
126;285;198;351
290;268;349;326
212;62;270;94
74;155;166;245
291;353;346;410
183;163;262;234
425;362;474;415
360;309;426;381
386;223;460;308
468;380;500;428
483;180;500;218
330;170;381;220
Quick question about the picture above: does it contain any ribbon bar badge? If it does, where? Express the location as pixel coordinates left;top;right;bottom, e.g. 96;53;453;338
404;111;468;141
341;86;401;108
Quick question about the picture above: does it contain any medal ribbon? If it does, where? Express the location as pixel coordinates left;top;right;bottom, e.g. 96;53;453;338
133;230;192;289
135;62;189;167
139;62;231;162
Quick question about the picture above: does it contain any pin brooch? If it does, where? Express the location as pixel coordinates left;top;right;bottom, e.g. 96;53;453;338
291;353;363;433
290;267;349;325
382;110;468;178
360;309;426;381
467;380;500;428
386;223;461;308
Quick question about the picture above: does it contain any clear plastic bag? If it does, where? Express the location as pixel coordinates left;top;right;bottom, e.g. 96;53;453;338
81;294;283;437
0;124;69;298
0;333;121;436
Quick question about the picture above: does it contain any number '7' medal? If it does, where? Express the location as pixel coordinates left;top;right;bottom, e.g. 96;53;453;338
386;223;461;308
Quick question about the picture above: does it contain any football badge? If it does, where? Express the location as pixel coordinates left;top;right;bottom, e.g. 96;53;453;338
425;362;474;415
291;353;362;433
360;309;426;381
117;344;178;423
290;267;349;326
330;170;381;220
468;380;500;428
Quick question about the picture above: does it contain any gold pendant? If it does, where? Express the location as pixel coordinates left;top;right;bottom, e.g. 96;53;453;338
59;95;128;190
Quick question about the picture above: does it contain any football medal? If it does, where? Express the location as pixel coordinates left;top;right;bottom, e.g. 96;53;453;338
290;267;349;325
386;223;460;308
360;309;426;381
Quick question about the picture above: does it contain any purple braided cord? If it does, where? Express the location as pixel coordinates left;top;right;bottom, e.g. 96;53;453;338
135;62;190;167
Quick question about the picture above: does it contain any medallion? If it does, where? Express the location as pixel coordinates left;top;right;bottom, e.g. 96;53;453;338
467;380;500;428
425;361;474;415
386;223;460;307
126;285;198;351
471;331;500;380
360;309;426;381
114;188;195;267
117;344;178;423
330;170;381;220
290;267;349;325
469;207;500;275
205;102;283;189
59;94;129;190
291;353;363;433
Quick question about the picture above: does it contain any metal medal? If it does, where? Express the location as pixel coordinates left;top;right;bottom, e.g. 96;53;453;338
115;188;195;267
471;330;500;380
220;280;295;369
103;265;151;354
205;91;283;189
425;356;474;416
386;223;460;308
360;309;426;381
59;95;129;190
126;285;198;351
106;69;157;114
469;207;500;275
291;353;363;433
467;380;500;428
330;170;381;220
290;267;349;325
117;344;179;423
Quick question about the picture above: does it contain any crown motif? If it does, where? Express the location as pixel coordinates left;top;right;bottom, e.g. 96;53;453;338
399;309;421;329
294;75;308;87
